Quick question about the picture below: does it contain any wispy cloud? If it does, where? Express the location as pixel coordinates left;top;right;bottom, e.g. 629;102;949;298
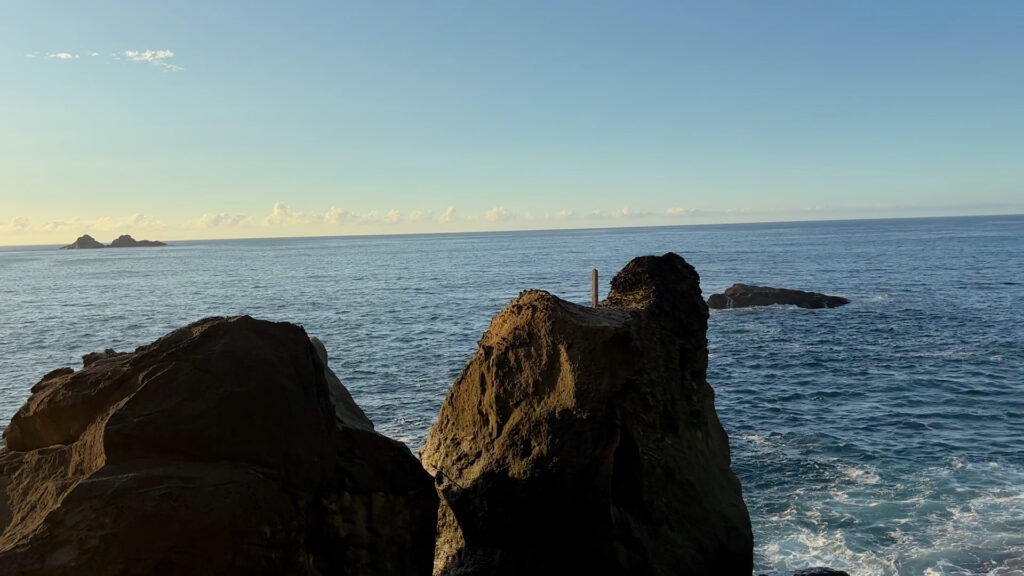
190;213;249;229
324;207;357;225
37;217;82;232
122;49;183;71
438;206;457;223
1;215;164;236
610;207;651;219
0;217;32;233
485;207;513;222
27;49;183;71
408;210;432;223
265;202;318;226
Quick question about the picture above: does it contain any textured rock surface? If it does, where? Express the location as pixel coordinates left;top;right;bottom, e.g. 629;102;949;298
707;283;849;309
108;234;166;247
0;316;437;576
59;234;105;249
421;253;752;576
757;565;851;569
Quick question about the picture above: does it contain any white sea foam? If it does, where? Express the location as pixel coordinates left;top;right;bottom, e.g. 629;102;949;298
843;464;881;485
756;459;1024;576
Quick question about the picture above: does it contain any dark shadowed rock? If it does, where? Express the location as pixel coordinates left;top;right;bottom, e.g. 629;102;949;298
60;234;105;249
707;284;849;309
81;348;126;367
109;234;166;247
757;565;851;569
421;253;752;576
0;316;437;576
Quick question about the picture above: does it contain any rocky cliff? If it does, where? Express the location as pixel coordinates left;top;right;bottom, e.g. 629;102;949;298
421;253;753;576
0;316;438;576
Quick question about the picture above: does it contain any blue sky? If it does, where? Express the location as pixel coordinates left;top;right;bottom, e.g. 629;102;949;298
2;1;1022;244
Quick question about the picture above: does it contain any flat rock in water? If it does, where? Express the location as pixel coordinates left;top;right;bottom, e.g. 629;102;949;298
707;283;849;309
0;316;438;576
421;253;753;576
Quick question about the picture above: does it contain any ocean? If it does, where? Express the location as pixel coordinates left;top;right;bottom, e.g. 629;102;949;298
1;215;1021;575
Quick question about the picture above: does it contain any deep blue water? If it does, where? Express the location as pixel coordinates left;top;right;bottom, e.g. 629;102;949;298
1;215;1021;575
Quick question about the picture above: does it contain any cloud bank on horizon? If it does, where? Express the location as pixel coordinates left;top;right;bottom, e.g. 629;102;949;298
3;201;1019;246
0;202;732;243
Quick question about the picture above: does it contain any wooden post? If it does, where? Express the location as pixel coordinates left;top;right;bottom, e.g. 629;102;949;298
591;268;599;307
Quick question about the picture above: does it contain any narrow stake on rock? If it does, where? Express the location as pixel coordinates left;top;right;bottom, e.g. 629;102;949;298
591;268;599;307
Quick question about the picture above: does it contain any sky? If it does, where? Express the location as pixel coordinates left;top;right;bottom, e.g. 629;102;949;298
1;1;1022;245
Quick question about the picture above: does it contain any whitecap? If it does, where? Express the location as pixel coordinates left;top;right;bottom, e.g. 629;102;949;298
843;464;881;485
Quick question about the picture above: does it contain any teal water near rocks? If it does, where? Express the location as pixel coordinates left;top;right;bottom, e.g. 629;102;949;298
1;215;1021;575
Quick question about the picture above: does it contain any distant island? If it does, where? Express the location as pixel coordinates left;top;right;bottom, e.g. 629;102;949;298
61;234;167;249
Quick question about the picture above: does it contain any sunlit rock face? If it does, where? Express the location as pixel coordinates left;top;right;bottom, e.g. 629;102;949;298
422;253;753;576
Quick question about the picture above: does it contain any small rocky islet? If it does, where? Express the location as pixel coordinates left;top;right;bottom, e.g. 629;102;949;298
707;283;849;309
0;253;848;576
61;234;166;249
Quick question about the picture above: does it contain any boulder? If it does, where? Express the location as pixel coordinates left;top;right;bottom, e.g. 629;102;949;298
80;348;125;367
59;234;105;249
421;253;752;576
707;284;849;309
109;234;166;247
0;316;438;576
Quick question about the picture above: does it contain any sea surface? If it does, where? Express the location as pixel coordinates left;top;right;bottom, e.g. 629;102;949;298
1;215;1021;575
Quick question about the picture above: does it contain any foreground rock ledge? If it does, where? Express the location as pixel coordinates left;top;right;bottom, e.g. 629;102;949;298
421;253;753;576
0;316;437;576
707;283;849;309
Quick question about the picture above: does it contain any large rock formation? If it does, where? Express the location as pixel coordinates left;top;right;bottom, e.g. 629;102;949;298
108;234;166;247
0;316;438;576
60;234;105;249
421;253;752;575
707;283;849;309
59;234;167;249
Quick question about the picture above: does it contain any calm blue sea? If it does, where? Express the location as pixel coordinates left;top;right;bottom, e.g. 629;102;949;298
1;215;1021;575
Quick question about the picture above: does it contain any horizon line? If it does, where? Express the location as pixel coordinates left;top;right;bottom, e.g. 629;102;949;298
2;212;1020;250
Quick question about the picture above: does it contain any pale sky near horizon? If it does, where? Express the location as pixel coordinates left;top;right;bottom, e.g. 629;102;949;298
1;1;1022;245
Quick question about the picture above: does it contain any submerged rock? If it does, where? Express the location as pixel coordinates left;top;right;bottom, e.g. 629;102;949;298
0;316;437;576
421;253;752;576
707;283;849;309
108;234;166;247
757;565;851;569
60;234;105;249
